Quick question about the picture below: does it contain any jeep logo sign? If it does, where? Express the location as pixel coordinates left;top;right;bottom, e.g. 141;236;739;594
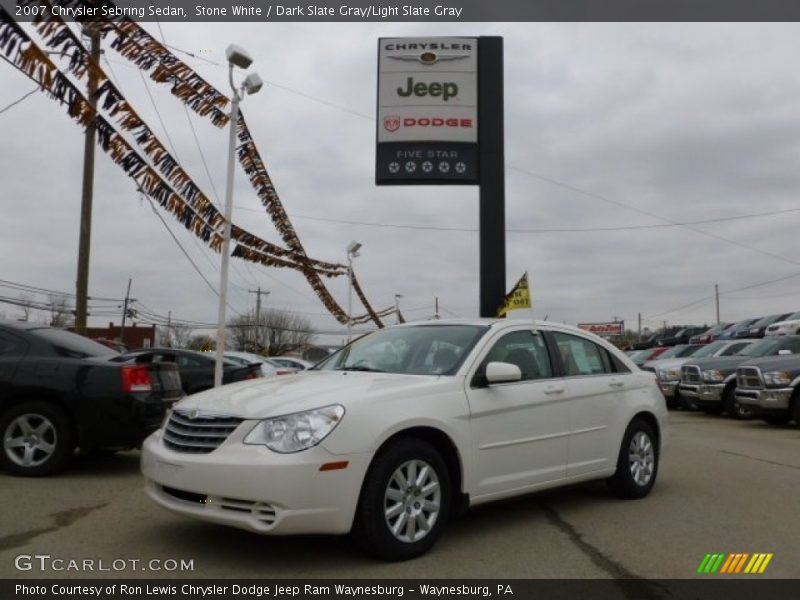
377;37;479;184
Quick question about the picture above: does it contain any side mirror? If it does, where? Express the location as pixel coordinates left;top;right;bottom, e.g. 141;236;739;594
777;349;793;355
485;361;522;384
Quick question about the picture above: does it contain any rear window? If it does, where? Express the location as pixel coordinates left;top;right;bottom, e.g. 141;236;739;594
33;328;117;358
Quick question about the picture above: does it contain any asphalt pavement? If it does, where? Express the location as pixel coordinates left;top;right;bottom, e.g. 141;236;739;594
1;411;798;579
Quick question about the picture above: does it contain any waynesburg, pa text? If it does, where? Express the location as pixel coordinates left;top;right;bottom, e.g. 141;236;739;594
15;584;510;598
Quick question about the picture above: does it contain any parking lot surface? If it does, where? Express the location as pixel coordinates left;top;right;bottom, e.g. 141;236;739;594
1;411;798;579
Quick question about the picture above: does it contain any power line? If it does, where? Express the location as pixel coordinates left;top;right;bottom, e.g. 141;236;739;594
232;205;800;234
0;87;38;115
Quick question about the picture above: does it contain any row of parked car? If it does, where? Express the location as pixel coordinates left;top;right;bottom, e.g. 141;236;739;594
630;311;800;351
627;316;800;426
0;319;313;476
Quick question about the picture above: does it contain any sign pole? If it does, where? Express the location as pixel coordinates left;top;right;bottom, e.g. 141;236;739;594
478;37;505;318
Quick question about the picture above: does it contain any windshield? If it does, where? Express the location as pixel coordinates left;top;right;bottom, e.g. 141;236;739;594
736;338;781;357
655;345;685;359
692;341;726;358
33;328;117;358
317;324;488;375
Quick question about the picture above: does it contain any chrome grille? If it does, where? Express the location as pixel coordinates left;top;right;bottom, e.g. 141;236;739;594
163;411;243;454
681;365;702;384
736;366;763;389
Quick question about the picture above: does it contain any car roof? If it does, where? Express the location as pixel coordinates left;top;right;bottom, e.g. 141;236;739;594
393;318;600;336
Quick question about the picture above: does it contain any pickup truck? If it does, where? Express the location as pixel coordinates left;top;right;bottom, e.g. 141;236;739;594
678;335;800;418
734;355;800;425
0;320;183;476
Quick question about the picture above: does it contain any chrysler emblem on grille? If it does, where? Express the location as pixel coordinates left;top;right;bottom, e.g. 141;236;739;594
188;410;201;420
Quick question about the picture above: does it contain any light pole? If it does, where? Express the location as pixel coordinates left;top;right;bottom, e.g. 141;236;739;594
346;241;362;341
214;44;264;388
394;293;403;324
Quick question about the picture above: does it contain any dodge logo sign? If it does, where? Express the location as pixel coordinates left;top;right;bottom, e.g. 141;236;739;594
383;115;401;132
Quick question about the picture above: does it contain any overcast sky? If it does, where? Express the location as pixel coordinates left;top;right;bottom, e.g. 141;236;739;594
2;22;800;342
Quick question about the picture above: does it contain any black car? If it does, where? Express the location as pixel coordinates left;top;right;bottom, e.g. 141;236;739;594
0;320;183;476
657;327;708;347
113;348;262;395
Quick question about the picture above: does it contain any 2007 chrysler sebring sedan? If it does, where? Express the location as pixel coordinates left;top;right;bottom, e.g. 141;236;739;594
142;320;667;560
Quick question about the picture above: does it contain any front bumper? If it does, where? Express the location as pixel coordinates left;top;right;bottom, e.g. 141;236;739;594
679;383;725;402
141;427;371;536
659;381;679;398
735;388;793;411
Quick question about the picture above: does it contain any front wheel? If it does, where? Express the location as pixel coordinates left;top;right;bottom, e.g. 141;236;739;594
606;419;659;499
353;438;451;560
723;387;753;420
1;402;75;476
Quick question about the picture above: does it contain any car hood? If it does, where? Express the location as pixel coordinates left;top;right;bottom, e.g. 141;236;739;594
173;370;452;419
682;356;750;372
645;357;692;371
737;355;800;371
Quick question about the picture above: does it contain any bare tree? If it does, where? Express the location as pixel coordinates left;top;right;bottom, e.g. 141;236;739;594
227;308;314;356
186;334;215;352
48;294;74;328
16;294;33;321
162;323;192;348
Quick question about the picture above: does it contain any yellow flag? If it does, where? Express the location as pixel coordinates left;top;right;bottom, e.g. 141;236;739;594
497;272;531;317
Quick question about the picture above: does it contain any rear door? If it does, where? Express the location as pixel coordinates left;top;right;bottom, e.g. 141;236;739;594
0;329;29;396
548;331;629;477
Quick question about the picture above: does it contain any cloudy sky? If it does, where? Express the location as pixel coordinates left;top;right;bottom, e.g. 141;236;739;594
2;21;800;342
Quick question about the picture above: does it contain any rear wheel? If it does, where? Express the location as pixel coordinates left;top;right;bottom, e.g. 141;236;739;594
1;402;74;476
353;438;451;560
606;418;659;499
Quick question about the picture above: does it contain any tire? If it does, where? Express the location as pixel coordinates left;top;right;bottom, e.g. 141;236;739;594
761;414;790;426
0;402;75;476
606;418;659;499
353;438;451;560
723;387;754;420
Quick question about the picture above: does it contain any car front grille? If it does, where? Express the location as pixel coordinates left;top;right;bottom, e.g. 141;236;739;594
163;410;243;454
681;365;702;384
736;366;763;389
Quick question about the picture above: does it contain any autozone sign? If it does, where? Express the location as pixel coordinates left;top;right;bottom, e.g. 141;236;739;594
578;322;626;336
377;37;478;144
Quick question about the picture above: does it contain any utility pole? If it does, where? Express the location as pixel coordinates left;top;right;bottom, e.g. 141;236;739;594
119;278;133;345
249;287;270;353
74;26;101;335
434;297;439;320
638;312;642;341
663;320;668;334
394;293;403;324
166;311;172;347
715;283;720;324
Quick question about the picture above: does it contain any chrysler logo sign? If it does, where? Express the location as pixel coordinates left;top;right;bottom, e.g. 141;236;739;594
388;51;470;65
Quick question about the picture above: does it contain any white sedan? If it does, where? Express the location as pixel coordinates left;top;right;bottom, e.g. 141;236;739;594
142;319;667;560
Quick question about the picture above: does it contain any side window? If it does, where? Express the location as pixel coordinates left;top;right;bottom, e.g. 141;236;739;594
551;332;612;376
722;343;747;356
480;330;553;381
787;339;800;354
177;355;202;368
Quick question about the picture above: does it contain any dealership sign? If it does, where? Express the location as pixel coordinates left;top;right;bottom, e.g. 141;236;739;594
376;37;479;184
578;322;626;336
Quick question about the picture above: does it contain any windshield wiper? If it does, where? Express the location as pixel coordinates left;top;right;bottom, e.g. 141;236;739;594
335;365;386;372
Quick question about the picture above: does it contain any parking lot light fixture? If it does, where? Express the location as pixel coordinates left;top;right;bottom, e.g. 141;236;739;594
346;241;362;341
214;45;263;388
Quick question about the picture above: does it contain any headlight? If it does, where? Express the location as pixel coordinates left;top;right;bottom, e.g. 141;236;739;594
658;369;680;382
702;369;726;382
244;404;345;453
763;371;791;386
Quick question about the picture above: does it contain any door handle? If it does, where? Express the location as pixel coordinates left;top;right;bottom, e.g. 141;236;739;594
609;380;624;388
544;385;564;395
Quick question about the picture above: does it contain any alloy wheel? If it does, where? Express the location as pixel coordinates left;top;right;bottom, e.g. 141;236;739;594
628;431;655;486
384;459;441;543
3;413;58;468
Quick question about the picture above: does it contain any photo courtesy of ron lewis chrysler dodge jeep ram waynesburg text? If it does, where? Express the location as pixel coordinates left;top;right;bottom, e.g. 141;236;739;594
141;319;667;560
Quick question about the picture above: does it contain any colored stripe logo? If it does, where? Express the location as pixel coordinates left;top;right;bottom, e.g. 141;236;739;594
697;553;773;574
